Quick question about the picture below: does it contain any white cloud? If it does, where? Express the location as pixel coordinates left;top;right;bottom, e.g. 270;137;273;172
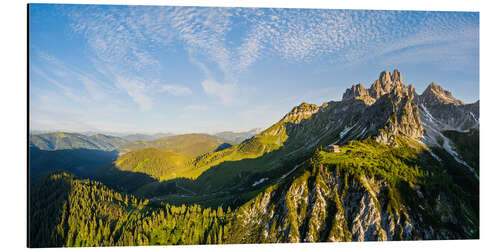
115;77;152;111
65;6;478;78
201;79;237;106
63;6;478;109
160;84;192;96
79;76;107;101
31;66;86;103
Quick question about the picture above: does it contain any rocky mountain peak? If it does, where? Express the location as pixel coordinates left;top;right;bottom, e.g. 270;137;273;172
391;69;402;83
282;102;320;124
342;69;407;103
342;83;370;101
418;82;463;106
368;69;405;99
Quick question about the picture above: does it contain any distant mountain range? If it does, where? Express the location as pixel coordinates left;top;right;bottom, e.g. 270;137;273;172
29;69;479;246
29;129;261;144
29;132;128;151
121;133;175;142
214;128;262;143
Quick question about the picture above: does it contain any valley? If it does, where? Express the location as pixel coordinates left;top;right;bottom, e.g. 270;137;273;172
28;70;479;246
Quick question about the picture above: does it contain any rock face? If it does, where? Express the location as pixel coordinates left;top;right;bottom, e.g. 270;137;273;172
342;84;370;101
418;82;463;106
415;82;479;148
368;70;404;99
335;69;478;147
283;102;321;124
339;69;424;145
228;162;473;243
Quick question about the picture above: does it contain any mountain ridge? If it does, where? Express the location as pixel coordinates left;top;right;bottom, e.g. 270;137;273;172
29;132;128;151
29;69;480;246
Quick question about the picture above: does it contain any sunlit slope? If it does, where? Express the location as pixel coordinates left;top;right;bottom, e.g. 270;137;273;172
29;135;479;247
227;137;478;242
118;133;233;157
114;148;191;180
131;101;372;200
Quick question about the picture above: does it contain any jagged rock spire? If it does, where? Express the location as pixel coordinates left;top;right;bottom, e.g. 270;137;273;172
342;83;369;101
342;69;406;102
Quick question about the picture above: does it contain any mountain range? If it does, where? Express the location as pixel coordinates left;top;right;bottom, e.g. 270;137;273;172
214;128;262;143
29;132;128;151
28;69;479;246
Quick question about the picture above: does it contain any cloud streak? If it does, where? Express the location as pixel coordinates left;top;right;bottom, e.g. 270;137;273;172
29;5;478;133
201;79;238;106
62;6;478;106
160;84;192;96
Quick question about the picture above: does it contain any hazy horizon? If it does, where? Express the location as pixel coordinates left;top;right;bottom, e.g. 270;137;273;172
29;4;479;134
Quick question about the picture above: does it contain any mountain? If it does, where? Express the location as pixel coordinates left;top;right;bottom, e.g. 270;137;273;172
229;140;477;242
91;134;236;187
117;133;234;157
122;133;175;142
215;128;262;143
29;69;479;246
110;70;478;203
29;132;128;151
114;148;191;180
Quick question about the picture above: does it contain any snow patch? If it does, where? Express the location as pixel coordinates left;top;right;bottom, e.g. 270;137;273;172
281;163;303;180
442;136;479;180
427;150;441;162
252;178;269;187
340;124;355;138
357;127;367;139
469;112;478;123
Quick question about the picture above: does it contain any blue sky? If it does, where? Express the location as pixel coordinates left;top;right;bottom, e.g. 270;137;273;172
29;4;479;134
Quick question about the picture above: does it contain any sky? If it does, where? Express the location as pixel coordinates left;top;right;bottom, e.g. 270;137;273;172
28;4;479;134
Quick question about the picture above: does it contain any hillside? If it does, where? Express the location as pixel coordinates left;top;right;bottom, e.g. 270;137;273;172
103;70;479;209
117;133;234;157
29;69;480;245
29;135;478;247
228;138;478;242
29;172;231;247
122;133;174;142
30;132;128;151
215;129;262;143
114;148;191;180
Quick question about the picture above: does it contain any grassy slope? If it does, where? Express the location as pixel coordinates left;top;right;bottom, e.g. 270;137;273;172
227;137;479;243
30;134;479;246
120;102;353;204
117;133;234;157
115;148;190;181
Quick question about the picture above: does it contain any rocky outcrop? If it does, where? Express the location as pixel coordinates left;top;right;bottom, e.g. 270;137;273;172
282;102;321;124
368;70;405;99
415;82;479;148
342;84;371;102
337;69;424;145
337;69;477;146
417;82;463;106
228;161;472;243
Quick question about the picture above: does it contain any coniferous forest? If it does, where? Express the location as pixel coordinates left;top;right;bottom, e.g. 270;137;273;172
28;4;480;248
